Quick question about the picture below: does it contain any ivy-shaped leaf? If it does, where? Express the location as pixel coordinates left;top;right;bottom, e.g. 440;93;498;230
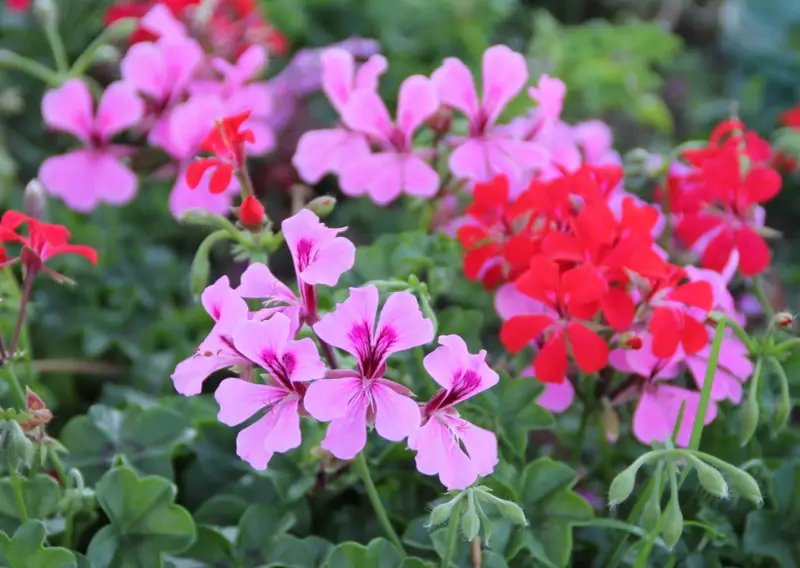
87;465;196;568
0;520;76;568
324;539;405;568
235;500;312;567
60;404;195;484
0;474;61;533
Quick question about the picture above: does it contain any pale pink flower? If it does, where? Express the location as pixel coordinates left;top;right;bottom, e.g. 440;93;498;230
282;209;356;322
339;75;440;204
522;366;575;413
236;263;302;332
304;285;434;459
171;277;252;396
38;79;143;212
681;338;753;404
292;48;387;185
432;45;548;183
215;314;326;470
408;335;498;490
140;3;188;38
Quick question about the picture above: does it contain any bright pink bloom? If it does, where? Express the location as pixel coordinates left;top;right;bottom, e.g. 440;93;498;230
171;277;252;395
215;314;325;470
340;75;440;204
38;80;143;212
304;286;434;459
293;48;387;185
432;45;548;183
521;366;575;413
408;335;498;490
236;263;302;331
682;337;753;404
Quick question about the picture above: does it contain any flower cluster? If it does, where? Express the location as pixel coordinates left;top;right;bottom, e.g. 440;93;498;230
171;209;499;490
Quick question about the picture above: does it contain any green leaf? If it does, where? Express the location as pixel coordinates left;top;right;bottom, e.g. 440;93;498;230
172;526;233;568
324;538;404;568
60;404;195;484
0;521;76;568
261;535;334;568
743;511;800;568
0;474;61;533
87;466;196;568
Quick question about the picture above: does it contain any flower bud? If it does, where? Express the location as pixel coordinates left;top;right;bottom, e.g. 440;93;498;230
641;489;661;533
608;461;642;507
33;0;59;29
305;195;336;218
728;467;763;506
773;312;794;330
425;106;452;134
617;332;642;350
461;501;481;542
774;387;791;433
480;493;527;526
690;458;729;499
91;45;121;66
23;179;46;221
1;420;34;470
601;401;620;444
238;195;266;232
661;495;683;549
740;394;759;447
428;498;458;527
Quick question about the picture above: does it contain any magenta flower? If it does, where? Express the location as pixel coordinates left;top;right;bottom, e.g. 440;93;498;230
38;79;143;212
340;75;441;204
215;314;326;470
407;335;499;490
431;45;548;183
171;276;252;396
522;366;575;413
304;285;434;459
236;263;302;332
282;209;356;322
292;48;387;186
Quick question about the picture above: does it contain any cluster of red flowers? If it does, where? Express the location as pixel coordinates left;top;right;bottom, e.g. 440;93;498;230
458;166;715;384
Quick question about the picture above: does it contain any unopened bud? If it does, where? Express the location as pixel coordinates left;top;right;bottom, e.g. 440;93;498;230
91;45;121;66
480;493;527;526
601;400;620;443
689;457;729;499
775;388;791;433
641;489;661;533
608;461;642;506
19;387;53;431
425;106;453;134
705;311;724;326
617;332;642;351
23;179;46;220
33;0;59;27
238;195;266;232
428;499;458;527
104;17;139;42
305;195;336;218
773;312;794;329
1;420;34;470
728;467;763;506
461;501;480;542
661;495;683;549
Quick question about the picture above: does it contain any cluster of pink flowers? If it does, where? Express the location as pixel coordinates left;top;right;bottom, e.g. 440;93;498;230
171;209;499;490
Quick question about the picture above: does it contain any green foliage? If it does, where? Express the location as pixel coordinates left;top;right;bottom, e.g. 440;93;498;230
0;521;76;568
0;474;60;533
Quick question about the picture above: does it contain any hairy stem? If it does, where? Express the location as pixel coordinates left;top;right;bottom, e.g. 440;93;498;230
441;499;464;568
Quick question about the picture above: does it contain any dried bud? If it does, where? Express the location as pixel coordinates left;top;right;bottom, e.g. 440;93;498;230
19;387;53;431
608;461;642;507
305;195;336;218
426;106;452;134
238;195;266;231
23;179;46;220
728;467;763;506
773;312;794;329
661;495;683;549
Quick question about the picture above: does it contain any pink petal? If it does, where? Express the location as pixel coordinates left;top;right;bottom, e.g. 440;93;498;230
685;357;743;403
299;235;356;286
286;338;327;382
431;57;480;119
376;290;435;356
41;79;93;143
371;381;421;441
140;3;187;38
165;95;226;160
169;166;239;218
396;75;439;137
407;419;445;475
632;388;674;446
214;294;252;338
321;397;369;460
95;81;143;141
449;138;490;181
237;263;298;306
354;54;388;91
227;83;272;119
303;377;362;422
313;286;379;358
158;36;205;99
262;398;303;454
494;283;551;320
121;42;168;100
232;315;294;369
236;417;275;470
342;90;393;142
527;74;566;122
321;47;356;113
293;129;371;185
573;120;614;163
536;379;575;413
363;153;404;205
423;335;471;390
282;209;355;287
401;155;439;199
458;418;498;477
481;45;528;125
215;378;286;426
242;120;275;156
439;427;478;490
201;276;235;321
485;137;549;181
227;44;267;85
171;354;241;396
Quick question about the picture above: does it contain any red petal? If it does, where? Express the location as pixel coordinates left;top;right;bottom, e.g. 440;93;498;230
500;315;555;353
680;315;708;356
736;226;771;276
0;210;32;231
534;332;568;384
541;231;582;262
185;159;217;189
464;245;499;280
562;265;605;305
701;229;735;273
744;165;781;204
46;244;98;265
601;288;636;331
566;323;609;374
676;214;720;246
209;163;234;194
649;307;681;358
666;281;713;310
516;256;560;300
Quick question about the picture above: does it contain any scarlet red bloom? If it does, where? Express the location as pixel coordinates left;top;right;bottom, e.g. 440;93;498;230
238;195;265;230
8;0;31;11
500;257;609;384
104;0;200;43
0;211;97;279
780;105;800;129
186;111;255;194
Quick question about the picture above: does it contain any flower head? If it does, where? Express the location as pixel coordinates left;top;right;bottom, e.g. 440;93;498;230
185;111;255;194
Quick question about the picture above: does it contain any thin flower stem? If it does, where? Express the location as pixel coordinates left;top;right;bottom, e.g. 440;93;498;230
42;21;69;74
47;446;68;486
318;338;339;370
9;270;35;357
352;452;405;556
688;319;726;450
237;168;256;199
752;277;775;320
0;49;61;86
441;499;464;568
8;464;28;523
0;367;26;410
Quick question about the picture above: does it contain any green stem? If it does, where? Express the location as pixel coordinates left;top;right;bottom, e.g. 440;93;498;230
441;499;464;568
63;515;74;548
688;319;726;450
42;21;69;74
352;452;405;556
8;465;28;523
47;446;68;486
752;277;775;320
0;49;61;86
769;338;800;356
0;368;26;409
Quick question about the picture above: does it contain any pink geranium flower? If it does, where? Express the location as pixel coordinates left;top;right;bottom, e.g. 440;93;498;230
236;263;303;331
215;314;326;470
303;285;434;459
408;335;499;490
432;45;548;183
38;79;143;212
292;48;387;186
171;276;252;396
340;75;441;204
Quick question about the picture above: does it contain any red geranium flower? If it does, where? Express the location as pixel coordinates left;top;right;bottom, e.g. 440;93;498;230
185;111;255;194
7;0;31;11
